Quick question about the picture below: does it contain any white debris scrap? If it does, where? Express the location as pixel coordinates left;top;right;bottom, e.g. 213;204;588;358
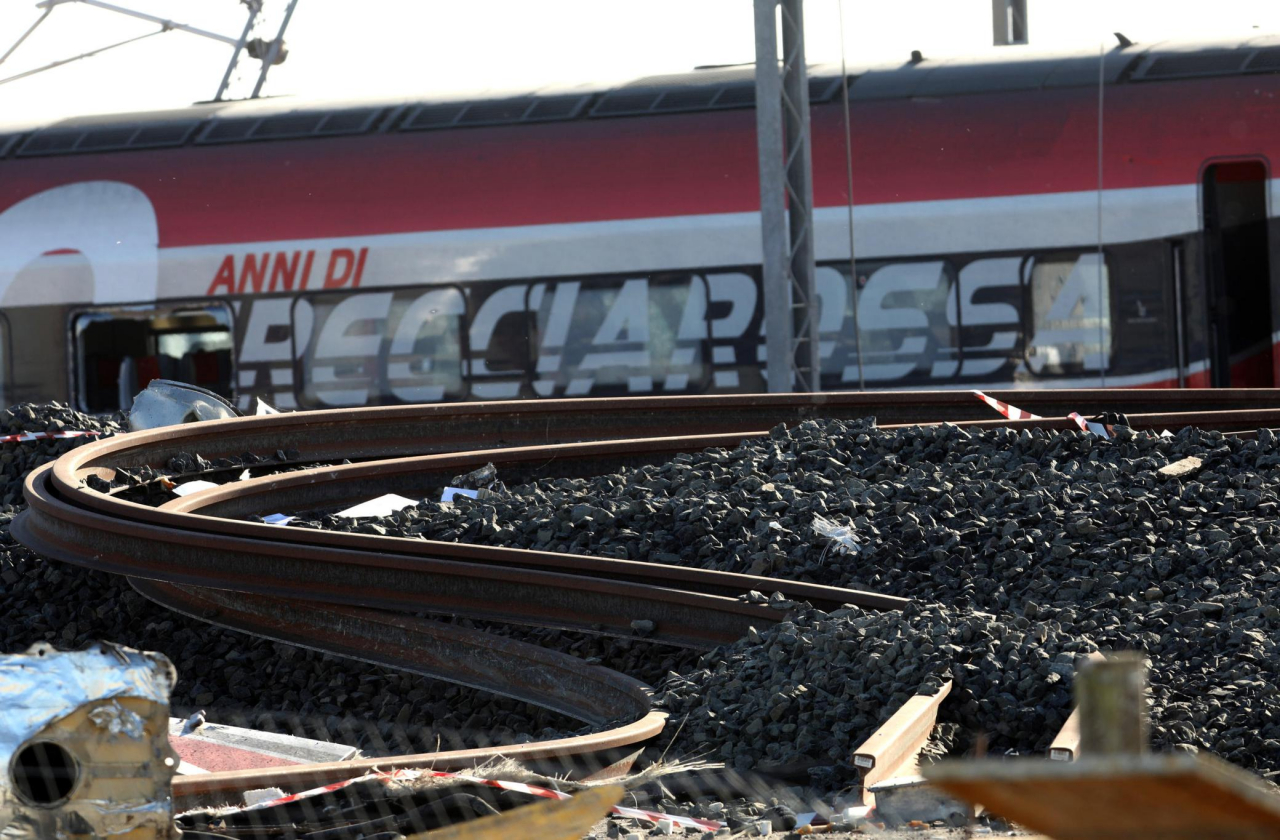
173;480;219;496
335;493;418;518
812;514;862;561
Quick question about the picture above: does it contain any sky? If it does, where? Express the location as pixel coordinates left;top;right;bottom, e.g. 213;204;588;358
0;0;1276;125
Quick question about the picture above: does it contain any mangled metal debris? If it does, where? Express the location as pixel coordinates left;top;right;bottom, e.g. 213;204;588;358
128;380;240;432
0;642;179;839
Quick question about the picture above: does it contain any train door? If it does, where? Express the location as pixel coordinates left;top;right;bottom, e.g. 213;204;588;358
1202;160;1274;387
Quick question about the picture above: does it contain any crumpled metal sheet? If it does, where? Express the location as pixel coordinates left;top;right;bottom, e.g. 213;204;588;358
128;379;240;431
0;642;173;758
88;700;146;740
0;800;176;839
0;642;177;838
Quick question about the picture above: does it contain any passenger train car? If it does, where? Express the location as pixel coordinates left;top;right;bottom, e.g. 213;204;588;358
0;36;1278;412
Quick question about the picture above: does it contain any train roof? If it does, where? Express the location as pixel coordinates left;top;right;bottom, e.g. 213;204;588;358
2;34;1279;160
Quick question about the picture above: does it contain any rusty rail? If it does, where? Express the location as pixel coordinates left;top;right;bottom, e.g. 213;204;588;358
53;389;1280;480
852;681;953;798
136;581;666;795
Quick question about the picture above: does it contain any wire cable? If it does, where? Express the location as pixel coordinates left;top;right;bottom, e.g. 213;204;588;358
837;0;866;390
0;27;165;87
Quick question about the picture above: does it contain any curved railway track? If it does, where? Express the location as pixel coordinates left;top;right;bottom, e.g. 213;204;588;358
14;389;1280;801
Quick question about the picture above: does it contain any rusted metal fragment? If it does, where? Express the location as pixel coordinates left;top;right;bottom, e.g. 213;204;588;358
128;379;239;431
131;580;665;803
0;642;178;839
1049;708;1082;762
1158;455;1204;480
167;717;358;775
866;775;970;826
1048;651;1105;761
852;680;952;800
926;752;1280;840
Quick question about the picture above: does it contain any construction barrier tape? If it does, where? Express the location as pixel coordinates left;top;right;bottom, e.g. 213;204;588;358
235;771;388;810
239;768;723;832
1068;412;1111;439
971;391;1043;421
0;430;100;444
418;771;723;833
974;391;1114;439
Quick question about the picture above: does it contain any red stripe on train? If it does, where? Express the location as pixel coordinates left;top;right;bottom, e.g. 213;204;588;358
0;75;1275;247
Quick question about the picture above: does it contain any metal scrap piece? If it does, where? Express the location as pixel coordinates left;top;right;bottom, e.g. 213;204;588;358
128;379;240;431
0;641;179;838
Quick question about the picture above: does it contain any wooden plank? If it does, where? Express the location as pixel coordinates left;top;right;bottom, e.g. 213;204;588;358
925;752;1280;839
852;680;952;793
410;784;623;840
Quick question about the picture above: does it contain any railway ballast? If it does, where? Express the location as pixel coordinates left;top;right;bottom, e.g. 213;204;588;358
6;390;1280;834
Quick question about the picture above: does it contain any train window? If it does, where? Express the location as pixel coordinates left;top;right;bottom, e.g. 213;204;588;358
298;287;466;407
384;287;465;403
72;305;234;413
1024;252;1111;376
528;275;705;396
839;260;955;384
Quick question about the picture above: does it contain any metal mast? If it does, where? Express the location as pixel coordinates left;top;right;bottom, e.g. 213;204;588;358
755;0;820;394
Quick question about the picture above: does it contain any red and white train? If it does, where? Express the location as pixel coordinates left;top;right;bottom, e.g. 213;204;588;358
0;36;1278;412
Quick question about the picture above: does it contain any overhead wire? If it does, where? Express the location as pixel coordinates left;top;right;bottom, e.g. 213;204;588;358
837;0;866;390
0;7;54;68
1096;39;1108;387
0;27;165;87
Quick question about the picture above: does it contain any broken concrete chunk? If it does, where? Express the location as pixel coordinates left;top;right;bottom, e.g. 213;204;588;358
1158;456;1203;480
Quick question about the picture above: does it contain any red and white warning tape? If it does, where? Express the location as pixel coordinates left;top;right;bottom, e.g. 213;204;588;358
1068;412;1112;439
0;430;100;444
240;768;723;831
235;772;380;810
421;770;723;832
971;390;1042;421
973;392;1111;439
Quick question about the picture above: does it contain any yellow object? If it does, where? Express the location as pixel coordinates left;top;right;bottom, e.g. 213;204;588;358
409;784;624;840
